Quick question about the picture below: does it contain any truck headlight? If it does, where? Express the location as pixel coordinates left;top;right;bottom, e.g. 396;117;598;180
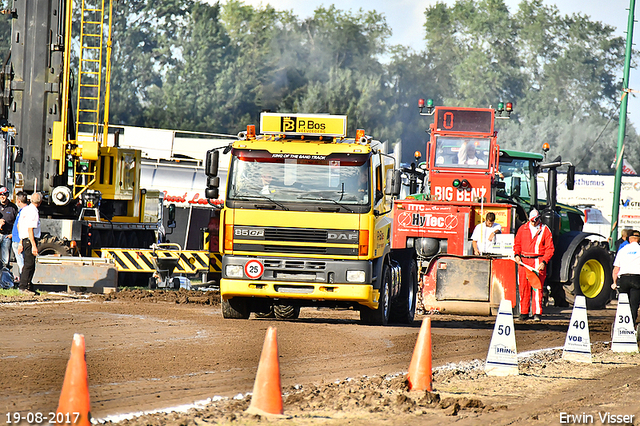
226;264;243;278
346;270;366;283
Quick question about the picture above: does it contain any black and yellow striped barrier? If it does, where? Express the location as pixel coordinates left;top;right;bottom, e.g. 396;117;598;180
209;252;222;273
97;249;212;274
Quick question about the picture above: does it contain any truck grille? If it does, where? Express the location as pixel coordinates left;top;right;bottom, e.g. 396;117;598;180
233;243;357;256
264;228;327;243
263;260;327;269
233;226;359;256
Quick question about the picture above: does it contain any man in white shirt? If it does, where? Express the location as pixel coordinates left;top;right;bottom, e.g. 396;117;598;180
612;229;640;327
458;140;486;166
471;212;502;255
17;192;41;293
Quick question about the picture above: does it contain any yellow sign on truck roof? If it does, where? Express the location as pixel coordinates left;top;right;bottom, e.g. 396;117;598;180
260;113;347;137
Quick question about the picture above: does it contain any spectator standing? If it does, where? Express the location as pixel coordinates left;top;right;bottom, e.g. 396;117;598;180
11;192;27;275
616;228;632;251
612;229;640;328
17;192;41;293
0;186;18;268
471;212;502;255
514;209;555;321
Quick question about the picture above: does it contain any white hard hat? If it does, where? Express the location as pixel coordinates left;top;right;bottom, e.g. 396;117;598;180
529;209;540;221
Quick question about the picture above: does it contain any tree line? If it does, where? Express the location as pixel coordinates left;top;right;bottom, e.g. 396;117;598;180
0;0;637;172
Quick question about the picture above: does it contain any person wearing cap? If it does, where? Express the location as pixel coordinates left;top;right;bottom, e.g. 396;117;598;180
17;192;41;293
0;186;18;269
612;229;640;328
514;209;555;321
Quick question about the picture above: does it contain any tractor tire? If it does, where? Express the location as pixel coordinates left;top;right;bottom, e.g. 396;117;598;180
360;263;391;325
221;297;250;319
549;282;570;307
37;236;71;256
273;304;300;320
566;241;613;309
389;258;418;324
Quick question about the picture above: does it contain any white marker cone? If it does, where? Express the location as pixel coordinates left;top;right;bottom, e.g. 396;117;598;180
611;292;639;353
485;299;518;376
562;295;592;363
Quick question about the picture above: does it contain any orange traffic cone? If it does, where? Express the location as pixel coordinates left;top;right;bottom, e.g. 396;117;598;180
246;327;285;417
56;334;91;426
407;317;433;391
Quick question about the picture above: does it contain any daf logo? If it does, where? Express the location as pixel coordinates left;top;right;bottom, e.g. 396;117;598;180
328;231;358;242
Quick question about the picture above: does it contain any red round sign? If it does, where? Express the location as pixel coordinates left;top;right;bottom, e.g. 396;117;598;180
244;259;264;279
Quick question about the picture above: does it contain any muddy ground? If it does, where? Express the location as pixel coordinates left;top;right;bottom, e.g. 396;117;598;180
1;289;638;425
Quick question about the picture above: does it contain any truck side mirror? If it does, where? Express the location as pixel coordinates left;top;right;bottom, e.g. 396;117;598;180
205;176;219;199
567;165;575;190
511;176;521;197
167;203;176;229
384;169;401;196
205;149;219;177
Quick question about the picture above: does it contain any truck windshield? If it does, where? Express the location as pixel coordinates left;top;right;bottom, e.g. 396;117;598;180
227;149;371;206
434;137;490;169
498;157;533;201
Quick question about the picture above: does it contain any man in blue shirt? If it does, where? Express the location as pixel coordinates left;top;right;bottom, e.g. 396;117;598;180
11;192;27;274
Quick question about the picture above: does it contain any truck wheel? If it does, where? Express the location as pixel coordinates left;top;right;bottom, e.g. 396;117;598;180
567;241;613;309
389;259;417;324
274;304;300;320
221;297;250;319
254;305;275;318
360;264;391;325
38;236;71;256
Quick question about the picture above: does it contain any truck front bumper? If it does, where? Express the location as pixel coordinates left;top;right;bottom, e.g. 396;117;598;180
220;279;379;309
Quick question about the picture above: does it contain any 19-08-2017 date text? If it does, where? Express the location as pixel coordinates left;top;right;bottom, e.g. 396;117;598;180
5;412;80;424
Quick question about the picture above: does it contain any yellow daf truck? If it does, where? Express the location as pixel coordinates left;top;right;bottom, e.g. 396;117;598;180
204;113;417;325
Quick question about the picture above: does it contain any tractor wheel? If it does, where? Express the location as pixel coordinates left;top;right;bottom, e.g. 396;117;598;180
274;303;300;320
389;258;417;324
360;263;391;325
37;236;71;256
221;297;250;319
566;241;613;309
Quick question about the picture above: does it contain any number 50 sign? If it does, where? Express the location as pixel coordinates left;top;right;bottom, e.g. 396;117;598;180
244;259;264;279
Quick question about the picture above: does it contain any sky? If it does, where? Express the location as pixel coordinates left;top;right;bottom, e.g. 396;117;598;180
219;0;640;127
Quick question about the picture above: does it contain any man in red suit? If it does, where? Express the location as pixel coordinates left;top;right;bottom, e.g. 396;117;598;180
514;209;555;321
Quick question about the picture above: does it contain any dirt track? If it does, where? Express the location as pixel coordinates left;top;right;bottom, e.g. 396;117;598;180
1;290;639;425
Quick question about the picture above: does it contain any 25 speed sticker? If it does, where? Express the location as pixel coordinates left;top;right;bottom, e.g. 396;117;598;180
244;259;264;279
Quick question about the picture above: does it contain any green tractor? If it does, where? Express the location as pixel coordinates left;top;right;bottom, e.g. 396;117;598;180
496;150;613;309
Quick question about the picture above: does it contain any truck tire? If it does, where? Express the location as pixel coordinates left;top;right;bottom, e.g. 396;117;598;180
360;264;391;325
221;297;250;319
389;259;417;324
37;236;71;256
566;241;613;309
254;305;275;318
273;304;300;320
